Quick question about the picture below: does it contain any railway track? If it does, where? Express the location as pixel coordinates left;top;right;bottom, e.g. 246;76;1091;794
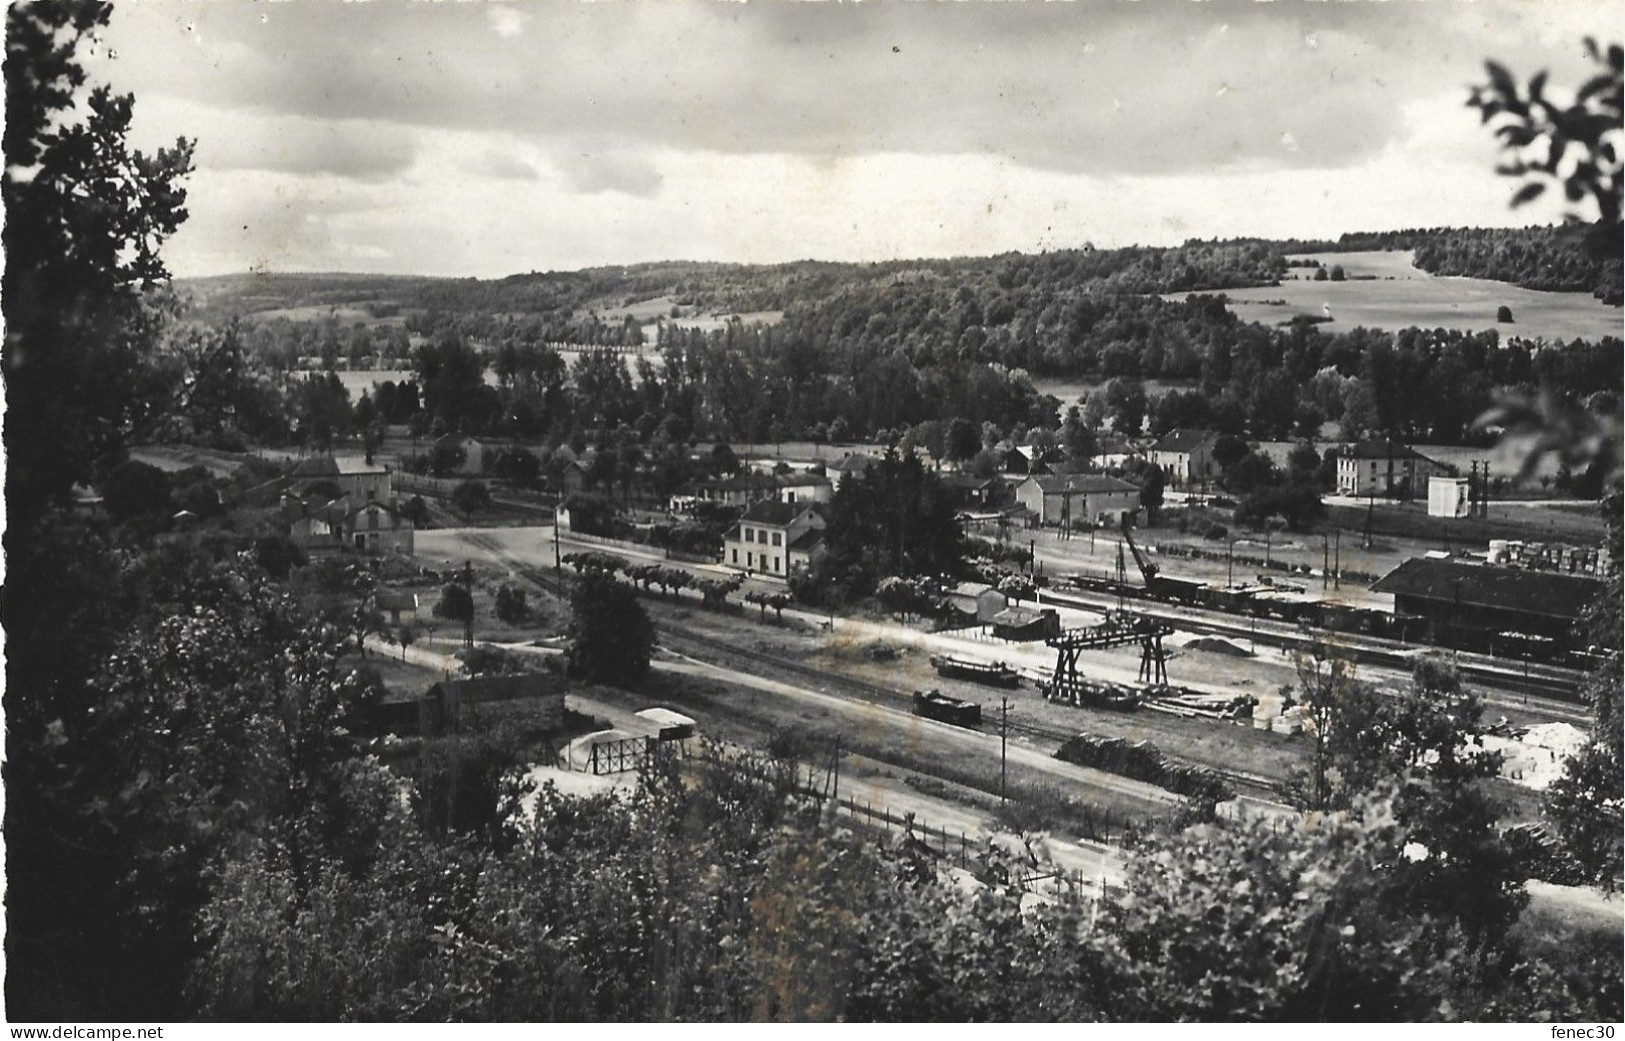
656;622;1288;799
1039;587;1591;721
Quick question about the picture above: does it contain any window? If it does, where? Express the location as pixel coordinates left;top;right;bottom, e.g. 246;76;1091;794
772;532;782;547
758;529;768;544
732;549;738;564
773;557;780;572
747;552;754;568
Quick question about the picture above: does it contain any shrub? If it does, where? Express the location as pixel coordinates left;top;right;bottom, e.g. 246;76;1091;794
494;584;529;624
451;480;492;514
434;582;474;623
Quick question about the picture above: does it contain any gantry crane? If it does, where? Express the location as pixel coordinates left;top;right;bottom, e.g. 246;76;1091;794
1042;612;1176;709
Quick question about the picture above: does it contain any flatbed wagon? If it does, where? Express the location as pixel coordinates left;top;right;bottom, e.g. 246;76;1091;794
929;653;1023;688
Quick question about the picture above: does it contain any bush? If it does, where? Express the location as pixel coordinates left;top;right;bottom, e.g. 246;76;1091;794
1204;522;1229;541
1497;304;1515;323
494;584;529;624
101;459;173;523
451;480;492;514
458;645;529;676
1235;483;1325;532
253;534;307;580
434;582;474;623
428;441;466;476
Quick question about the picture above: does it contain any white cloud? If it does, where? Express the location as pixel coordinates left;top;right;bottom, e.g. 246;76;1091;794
487;5;529;39
89;1;1622;277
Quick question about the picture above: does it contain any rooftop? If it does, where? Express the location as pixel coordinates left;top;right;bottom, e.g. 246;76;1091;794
292;454;387;478
428;673;565;703
740;499;821;526
1027;474;1140;495
1151;428;1218;454
1371;558;1604;621
1346;438;1428;461
787;528;825;552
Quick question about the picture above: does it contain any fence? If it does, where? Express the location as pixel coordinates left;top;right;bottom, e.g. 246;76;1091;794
790;761;1114;902
588;735;654;775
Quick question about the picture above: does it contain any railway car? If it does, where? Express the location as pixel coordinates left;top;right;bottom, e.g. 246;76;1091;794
911;689;983;728
930;654;1023;688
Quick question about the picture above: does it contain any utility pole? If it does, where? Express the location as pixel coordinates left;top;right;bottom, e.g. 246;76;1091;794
999;697;1010;803
1322;534;1329;591
553;511;562;573
1333;529;1341;590
462;559;475;649
831;735;842;803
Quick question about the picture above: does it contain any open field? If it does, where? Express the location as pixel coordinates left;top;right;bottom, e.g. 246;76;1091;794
1191;250;1621;342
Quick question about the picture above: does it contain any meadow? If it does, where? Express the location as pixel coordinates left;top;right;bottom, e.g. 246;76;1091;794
1189;250;1620;343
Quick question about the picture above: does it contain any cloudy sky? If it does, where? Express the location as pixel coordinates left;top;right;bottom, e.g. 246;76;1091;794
86;0;1618;279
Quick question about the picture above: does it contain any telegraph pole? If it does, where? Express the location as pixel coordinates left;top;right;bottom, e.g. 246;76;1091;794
999;697;1010;803
1333;529;1342;590
553;508;562;573
462;559;475;649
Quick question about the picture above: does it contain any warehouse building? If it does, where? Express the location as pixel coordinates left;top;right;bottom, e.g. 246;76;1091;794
1371;557;1604;644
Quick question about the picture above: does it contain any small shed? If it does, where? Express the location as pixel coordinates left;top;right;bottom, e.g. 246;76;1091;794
634;707;697;742
1428;476;1471;518
990;606;1061;642
376;590;419;625
425;672;566;735
949;582;1009;624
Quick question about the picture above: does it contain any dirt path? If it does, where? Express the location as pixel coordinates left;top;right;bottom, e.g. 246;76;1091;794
656;655;1180;812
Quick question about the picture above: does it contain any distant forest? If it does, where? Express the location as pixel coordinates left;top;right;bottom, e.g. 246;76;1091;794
1278;224;1621;303
188;226;1621;450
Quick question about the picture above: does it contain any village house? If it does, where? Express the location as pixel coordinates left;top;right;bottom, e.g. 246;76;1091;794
560;458;592;496
774;471;834;504
1149;428;1221;486
1092;436;1140;469
432;433;488;475
283;492;416;556
1337;438;1450;498
1014;473;1141;528
292;454;393;501
999;443;1056;477
831;452;875;490
939;471;998;510
724;500;827;579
